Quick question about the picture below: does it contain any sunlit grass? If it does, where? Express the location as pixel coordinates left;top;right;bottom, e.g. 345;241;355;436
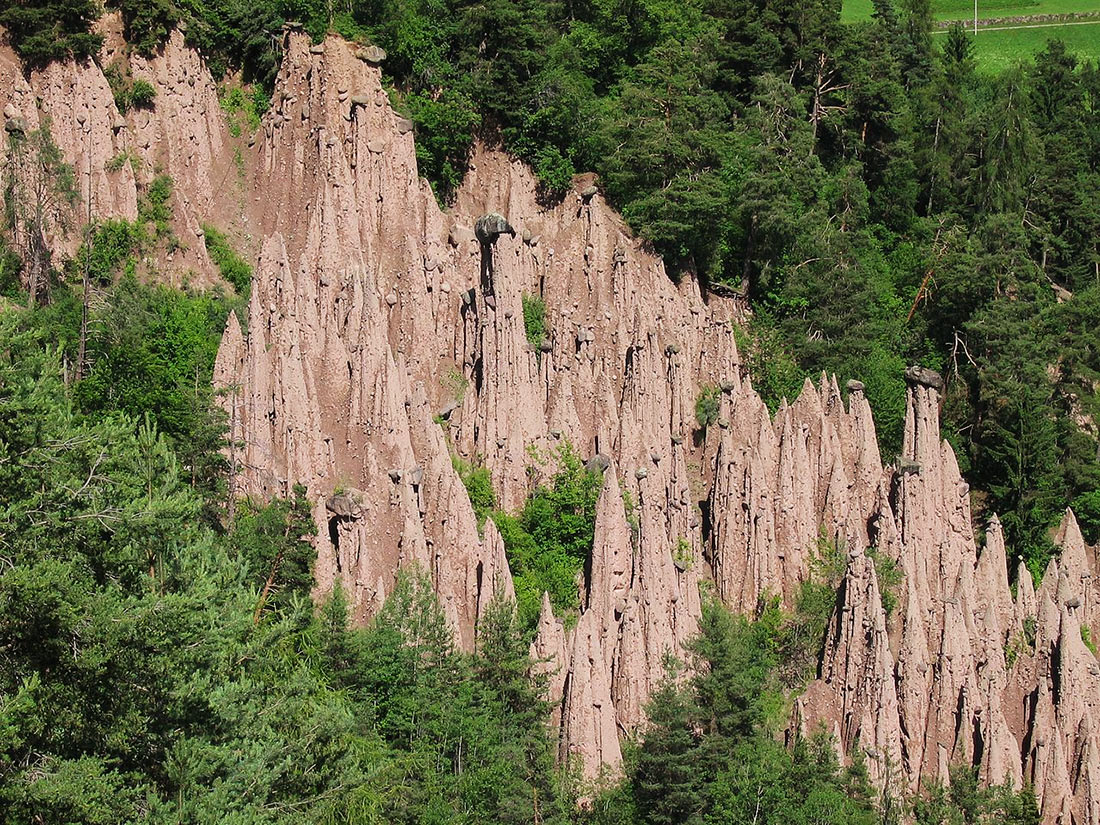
842;0;1099;22
964;22;1100;71
842;0;1100;69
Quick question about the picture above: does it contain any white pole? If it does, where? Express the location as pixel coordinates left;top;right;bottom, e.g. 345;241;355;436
974;0;978;34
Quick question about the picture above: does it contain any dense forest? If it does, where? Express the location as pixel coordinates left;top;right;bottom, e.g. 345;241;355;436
0;0;1097;819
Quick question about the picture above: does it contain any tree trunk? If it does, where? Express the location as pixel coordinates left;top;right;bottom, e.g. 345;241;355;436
77;262;90;380
740;217;757;297
927;116;941;214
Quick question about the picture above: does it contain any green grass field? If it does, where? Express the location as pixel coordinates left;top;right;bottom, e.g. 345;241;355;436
841;0;1100;70
962;21;1100;70
842;0;1100;22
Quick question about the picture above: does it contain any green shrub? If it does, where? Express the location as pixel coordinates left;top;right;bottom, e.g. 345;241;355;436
494;510;559;626
219;83;269;138
104;63;132;113
441;367;469;406
71;219;143;286
533;146;575;201
672;537;693;570
857;342;908;457
866;546;903;617
496;441;602;629
1005;615;1038;668
694;384;721;431
202;224;252;294
138;174;174;239
231;483;316;615
129;79;156;108
453;455;496;529
105;151;139;174
738;312;806;414
775;537;902;686
521;293;546;350
1083;626;1097;657
104;64;156;113
776;533;846;687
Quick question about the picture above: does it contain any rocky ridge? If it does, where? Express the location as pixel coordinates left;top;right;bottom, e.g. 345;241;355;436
4;25;1100;821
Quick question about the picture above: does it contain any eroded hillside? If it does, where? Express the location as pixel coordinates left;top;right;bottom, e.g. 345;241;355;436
3;22;1099;822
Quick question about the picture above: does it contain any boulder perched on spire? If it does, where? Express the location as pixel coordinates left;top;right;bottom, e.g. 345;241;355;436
474;212;515;245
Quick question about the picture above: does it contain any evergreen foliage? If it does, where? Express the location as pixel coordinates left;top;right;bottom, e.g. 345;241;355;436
0;310;572;822
2;0;1100;817
694;384;721;431
622;599;877;825
495;442;603;628
2;121;80;307
0;0;102;66
913;765;1040;825
202;224;253;294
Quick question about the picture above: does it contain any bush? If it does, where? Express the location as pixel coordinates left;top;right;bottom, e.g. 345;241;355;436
104;64;157;113
1005;615;1037;668
775;537;902;687
533;145;575;201
219;83;269;138
104;64;131;113
129;79;156;108
71;219;143;286
105;151;139;173
695;384;721;430
496;441;602;628
866;546;903;617
453;455;496;529
202;224;252;294
441;366;469;403
231;483;316;615
522;293;546;350
672;536;693;570
138;175;174;240
1083;626;1097;657
776;534;846;687
738;313;806;414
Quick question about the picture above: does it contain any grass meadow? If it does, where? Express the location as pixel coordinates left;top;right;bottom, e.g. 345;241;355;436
960;21;1100;70
842;0;1100;21
842;0;1100;69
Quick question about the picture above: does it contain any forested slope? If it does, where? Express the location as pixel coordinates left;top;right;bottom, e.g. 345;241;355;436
0;307;1039;823
1;0;1099;822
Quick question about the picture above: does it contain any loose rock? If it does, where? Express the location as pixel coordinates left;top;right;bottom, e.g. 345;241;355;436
475;213;516;245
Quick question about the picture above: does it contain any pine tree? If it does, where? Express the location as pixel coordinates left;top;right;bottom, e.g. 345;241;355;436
634;678;705;825
2;122;80;306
